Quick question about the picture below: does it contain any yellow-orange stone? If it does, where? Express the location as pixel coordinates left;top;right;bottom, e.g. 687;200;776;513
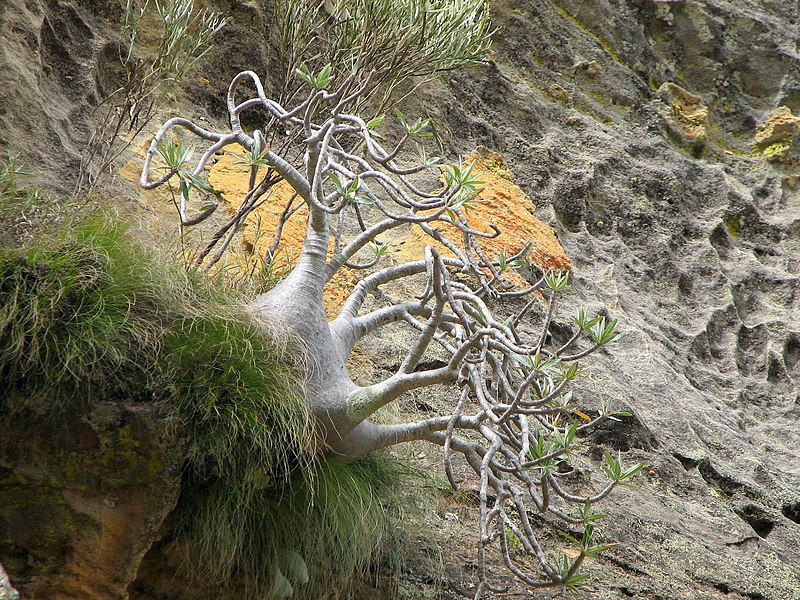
394;148;571;274
206;148;357;316
755;106;800;146
203;146;571;312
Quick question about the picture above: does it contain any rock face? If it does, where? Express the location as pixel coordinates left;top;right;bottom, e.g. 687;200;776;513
1;0;800;598
424;0;800;596
0;401;185;599
0;0;120;191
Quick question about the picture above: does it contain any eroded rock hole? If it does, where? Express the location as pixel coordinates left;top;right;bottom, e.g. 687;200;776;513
697;460;742;496
592;412;658;451
784;333;800;373
735;504;775;538
767;351;786;384
672;452;700;470
782;501;800;525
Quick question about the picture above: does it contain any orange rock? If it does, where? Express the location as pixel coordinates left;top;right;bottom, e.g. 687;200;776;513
207;147;356;316
206;146;570;310
394;147;571;277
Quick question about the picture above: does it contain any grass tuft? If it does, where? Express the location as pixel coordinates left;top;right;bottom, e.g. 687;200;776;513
165;310;317;484
0;213;170;404
180;452;413;599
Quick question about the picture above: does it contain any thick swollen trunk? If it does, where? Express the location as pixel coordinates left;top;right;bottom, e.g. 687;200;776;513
245;145;462;459
250;256;449;458
249;217;360;453
247;201;394;458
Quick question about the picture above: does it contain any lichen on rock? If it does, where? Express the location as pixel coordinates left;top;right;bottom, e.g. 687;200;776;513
755;106;800;163
655;82;709;151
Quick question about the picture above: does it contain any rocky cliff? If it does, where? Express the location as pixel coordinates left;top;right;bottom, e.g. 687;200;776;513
1;0;799;598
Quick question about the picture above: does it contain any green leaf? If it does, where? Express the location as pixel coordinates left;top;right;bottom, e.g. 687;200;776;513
155;138;194;170
587;317;625;346
184;171;215;194
579;500;605;524
328;171;345;195
602;451;646;482
417;145;441;169
316;63;333;88
444;161;484;191
232;147;272;168
394;108;409;129
178;178;190;202
564;362;579;381
572;308;600;330
544;270;569;291
353;193;375;205
371;242;395;257
585;542;616;556
566;572;591;589
296;63;333;89
496;249;509;271
366;114;386;129
296;64;315;86
552;423;578;451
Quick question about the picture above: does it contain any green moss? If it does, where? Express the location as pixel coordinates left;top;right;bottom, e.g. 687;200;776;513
0;485;75;574
725;215;744;237
60;428;165;489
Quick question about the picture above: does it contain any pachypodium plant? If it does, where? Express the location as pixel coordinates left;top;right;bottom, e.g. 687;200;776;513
140;58;640;600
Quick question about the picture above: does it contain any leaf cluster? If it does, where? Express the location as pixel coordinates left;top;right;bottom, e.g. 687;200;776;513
274;0;492;109
155;138;218;210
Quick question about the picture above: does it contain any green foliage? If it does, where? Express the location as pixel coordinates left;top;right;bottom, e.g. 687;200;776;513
0;186;316;463
274;0;492;107
0;213;172;403
394;109;434;137
573;309;625;346
602;451;647;483
443;161;484;218
146;0;229;84
586;317;624;346
154;138;217;207
544;270;570;291
328;0;492;82
233;146;273;169
181;453;414;599
444;160;483;192
296;63;334;90
328;172;369;205
495;249;524;272
165;311;315;483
